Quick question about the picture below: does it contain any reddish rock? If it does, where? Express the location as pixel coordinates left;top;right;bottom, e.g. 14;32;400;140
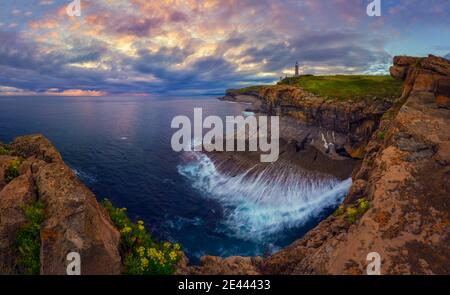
11;134;62;163
390;65;407;80
412;70;440;93
184;256;263;275
436;95;450;109
34;162;122;275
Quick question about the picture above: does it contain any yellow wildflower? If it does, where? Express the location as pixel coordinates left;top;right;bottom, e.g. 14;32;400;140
137;246;145;257
173;243;181;251
169;251;178;261
147;248;158;258
137;220;144;225
120;226;131;234
140;257;149;270
138;224;145;231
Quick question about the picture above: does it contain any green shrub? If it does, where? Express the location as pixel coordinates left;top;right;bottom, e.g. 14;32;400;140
333;205;345;217
15;201;45;275
345;207;358;224
340;198;370;225
101;199;181;275
377;131;386;141
4;158;22;183
0;144;12;155
356;198;370;215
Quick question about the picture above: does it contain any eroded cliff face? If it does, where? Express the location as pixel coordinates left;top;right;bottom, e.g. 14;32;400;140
223;81;396;160
0;135;122;275
185;55;449;275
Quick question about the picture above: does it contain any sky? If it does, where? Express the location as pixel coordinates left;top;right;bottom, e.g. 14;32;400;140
0;0;449;96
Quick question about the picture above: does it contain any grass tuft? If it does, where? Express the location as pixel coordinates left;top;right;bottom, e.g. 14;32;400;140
15;201;45;275
4;158;22;183
0;144;12;155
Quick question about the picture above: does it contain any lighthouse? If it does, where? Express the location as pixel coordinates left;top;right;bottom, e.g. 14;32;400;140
295;61;300;77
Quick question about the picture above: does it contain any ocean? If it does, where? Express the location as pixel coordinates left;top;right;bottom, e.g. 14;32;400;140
0;95;350;263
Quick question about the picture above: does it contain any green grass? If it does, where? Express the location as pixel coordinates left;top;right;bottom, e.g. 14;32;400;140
101;199;181;275
0;144;12;155
228;85;265;95
278;75;403;101
15;201;45;275
4;158;22;183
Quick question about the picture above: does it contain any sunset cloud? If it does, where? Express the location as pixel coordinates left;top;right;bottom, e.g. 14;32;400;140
0;0;449;96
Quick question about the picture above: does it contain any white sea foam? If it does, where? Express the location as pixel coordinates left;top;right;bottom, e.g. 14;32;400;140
71;167;97;184
178;152;352;241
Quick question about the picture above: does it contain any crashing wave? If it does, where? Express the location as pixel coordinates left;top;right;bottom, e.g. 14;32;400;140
178;152;352;241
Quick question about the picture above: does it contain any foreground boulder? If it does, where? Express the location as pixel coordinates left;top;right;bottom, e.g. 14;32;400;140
0;134;122;275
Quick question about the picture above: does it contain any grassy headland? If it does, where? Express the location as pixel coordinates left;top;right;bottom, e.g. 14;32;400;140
277;75;402;101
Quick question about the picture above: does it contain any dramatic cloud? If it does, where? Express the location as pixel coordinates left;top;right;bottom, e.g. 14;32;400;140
0;0;449;96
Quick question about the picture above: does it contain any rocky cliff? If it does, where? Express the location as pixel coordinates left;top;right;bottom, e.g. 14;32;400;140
222;80;399;160
186;55;449;275
0;135;122;274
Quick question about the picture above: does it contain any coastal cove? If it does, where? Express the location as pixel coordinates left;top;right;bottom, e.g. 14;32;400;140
0;95;351;264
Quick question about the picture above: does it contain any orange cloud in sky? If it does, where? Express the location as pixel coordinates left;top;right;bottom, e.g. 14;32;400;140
47;89;107;96
0;87;106;97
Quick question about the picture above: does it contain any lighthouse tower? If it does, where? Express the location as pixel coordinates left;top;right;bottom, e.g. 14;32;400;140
295;61;300;77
